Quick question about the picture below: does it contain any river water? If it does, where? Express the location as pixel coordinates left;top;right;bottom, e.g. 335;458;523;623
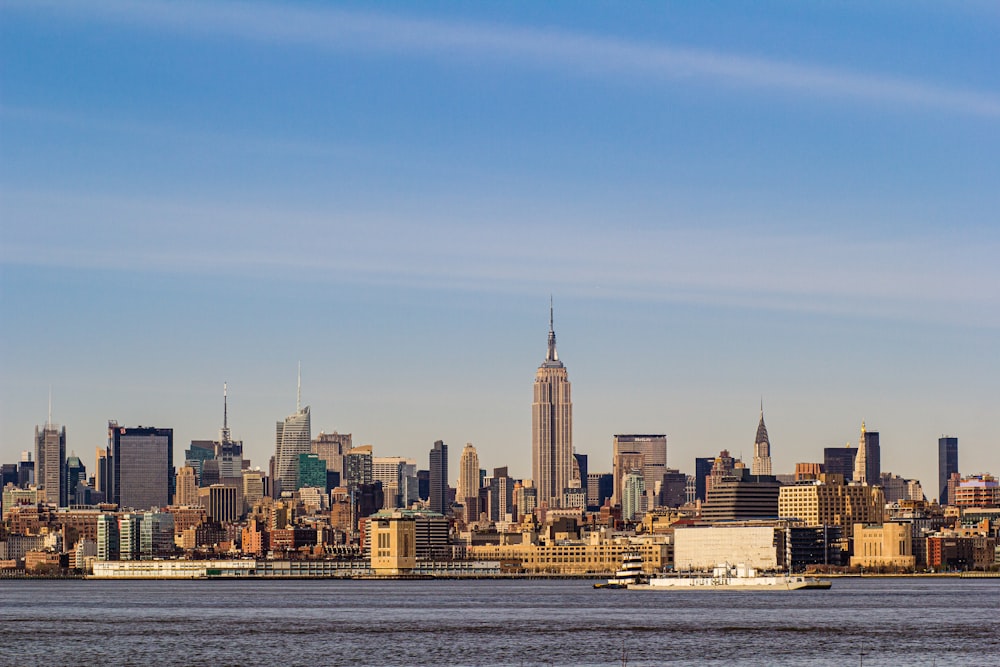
1;577;997;666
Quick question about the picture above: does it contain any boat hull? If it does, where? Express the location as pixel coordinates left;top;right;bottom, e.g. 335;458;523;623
629;577;831;591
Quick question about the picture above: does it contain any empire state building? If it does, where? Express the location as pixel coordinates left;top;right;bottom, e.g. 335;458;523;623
532;303;573;509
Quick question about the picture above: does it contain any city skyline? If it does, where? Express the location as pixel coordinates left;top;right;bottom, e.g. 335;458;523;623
2;2;998;491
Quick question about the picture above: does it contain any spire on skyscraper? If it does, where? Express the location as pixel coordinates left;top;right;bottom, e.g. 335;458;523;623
297;361;302;411
755;407;770;448
751;402;772;476
220;382;232;444
545;296;561;366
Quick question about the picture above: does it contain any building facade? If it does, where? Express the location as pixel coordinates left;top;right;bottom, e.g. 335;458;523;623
673;525;782;571
850;522;916;570
778;474;885;541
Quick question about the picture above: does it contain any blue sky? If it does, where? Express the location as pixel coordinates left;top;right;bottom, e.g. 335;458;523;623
2;1;998;492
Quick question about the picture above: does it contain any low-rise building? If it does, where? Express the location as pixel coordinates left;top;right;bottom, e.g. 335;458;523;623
466;531;669;575
369;510;417;575
849;522;916;570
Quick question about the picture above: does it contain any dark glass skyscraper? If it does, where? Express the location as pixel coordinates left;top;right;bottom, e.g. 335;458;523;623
938;436;959;505
108;422;174;510
429;440;448;514
824;446;856;482
694;457;715;502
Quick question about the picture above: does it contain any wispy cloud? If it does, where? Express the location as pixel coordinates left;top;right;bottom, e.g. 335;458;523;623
10;0;1000;118
3;188;999;327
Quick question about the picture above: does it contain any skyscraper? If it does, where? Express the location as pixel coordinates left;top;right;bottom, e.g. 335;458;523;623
274;366;311;496
65;452;85;503
612;435;666;506
938;436;959;505
35;414;66;507
108;422;174;510
751;405;772;476
532;301;573;508
853;422;880;486
823;445;855;482
457;443;480;520
312;431;352;476
429;440;448;515
175;465;199;506
694;457;715;503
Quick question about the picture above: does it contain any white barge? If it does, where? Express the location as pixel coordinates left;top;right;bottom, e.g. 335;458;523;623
628;563;831;591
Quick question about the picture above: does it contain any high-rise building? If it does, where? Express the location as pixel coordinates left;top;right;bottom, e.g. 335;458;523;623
373;456;416;509
572;453;588;506
0;463;17;489
778;474;885;541
621;472;646;522
298;453;327;490
312;431;352;476
694;457;715;503
487;467;514;521
274;367;311;496
701;469;780;521
586;472;613;511
658;469;688;508
213;383;244;482
96;514;120;561
203;484;239;523
65;453;85;503
95;447;109;498
457;443;480;520
853;422;880;486
938;436;959;505
138;511;175;559
751;406;772;477
242;469;265;512
532;302;573;508
108;422;174;510
612;451;644;507
175;465;199;506
706;450;737;498
612;435;666;506
344;446;373;491
120;512;142;560
429;440;448;515
823;445;855;482
35;420;66;507
515;482;537;520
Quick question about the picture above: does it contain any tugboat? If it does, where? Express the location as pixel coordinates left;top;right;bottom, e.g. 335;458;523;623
594;552;646;589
